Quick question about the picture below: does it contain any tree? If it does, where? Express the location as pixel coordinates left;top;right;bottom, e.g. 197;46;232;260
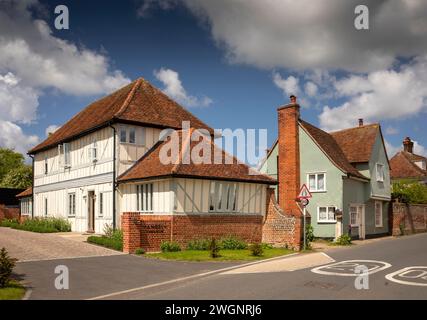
0;165;33;189
0;148;25;182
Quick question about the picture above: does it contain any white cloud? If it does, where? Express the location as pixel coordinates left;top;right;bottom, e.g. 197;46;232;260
153;68;212;107
180;0;427;72
273;73;300;97
414;140;427;157
0;1;130;155
319;55;427;131
304;81;318;97
385;126;399;135
137;0;177;18
0;120;39;155
385;139;427;157
45;124;60;137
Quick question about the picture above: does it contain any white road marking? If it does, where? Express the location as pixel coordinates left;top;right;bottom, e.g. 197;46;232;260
385;267;427;287
311;260;392;277
87;252;302;300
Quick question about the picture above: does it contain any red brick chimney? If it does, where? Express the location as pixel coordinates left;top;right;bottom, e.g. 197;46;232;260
277;95;301;217
403;137;414;153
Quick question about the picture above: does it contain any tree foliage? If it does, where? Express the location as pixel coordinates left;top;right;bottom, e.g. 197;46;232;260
0;148;25;182
392;180;427;204
0;148;32;189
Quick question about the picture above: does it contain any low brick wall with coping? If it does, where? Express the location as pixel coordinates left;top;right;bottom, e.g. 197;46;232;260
390;202;427;236
0;205;20;221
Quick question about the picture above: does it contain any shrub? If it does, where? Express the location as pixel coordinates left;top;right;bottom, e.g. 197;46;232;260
219;236;247;250
209;238;221;258
103;223;115;238
87;236;123;251
334;234;352;246
160;241;181;252
1;217;71;233
0;219;19;228
0;248;17;288
392;181;427;204
249;243;264;256
261;243;273;250
134;248;145;255
186;238;211;251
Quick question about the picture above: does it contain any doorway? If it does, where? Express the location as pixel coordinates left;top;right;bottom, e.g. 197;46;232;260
87;191;95;233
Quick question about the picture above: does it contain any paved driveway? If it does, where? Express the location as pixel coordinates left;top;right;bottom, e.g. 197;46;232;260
0;227;123;262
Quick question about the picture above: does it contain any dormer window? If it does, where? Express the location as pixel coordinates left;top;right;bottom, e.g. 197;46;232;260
376;163;384;182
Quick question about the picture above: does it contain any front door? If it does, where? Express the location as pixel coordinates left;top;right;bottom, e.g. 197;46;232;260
87;191;95;233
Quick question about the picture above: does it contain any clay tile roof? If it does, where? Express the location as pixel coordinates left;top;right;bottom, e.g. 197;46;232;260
29;78;213;154
390;151;427;179
118;129;277;185
330;124;379;163
299;120;369;181
16;187;32;198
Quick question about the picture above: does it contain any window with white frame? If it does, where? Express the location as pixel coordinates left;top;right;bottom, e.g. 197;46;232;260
137;183;153;212
63;143;71;167
317;206;336;223
44;157;48;174
208;181;238;212
375;201;383;227
21;199;30;215
376;163;384;182
99;192;104;217
68;193;76;217
88;140;98;163
350;205;358;226
308;173;326;192
129;128;136;144
120;128;127;143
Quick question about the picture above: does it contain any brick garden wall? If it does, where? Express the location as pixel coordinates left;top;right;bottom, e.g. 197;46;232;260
0;205;19;221
390;202;427;236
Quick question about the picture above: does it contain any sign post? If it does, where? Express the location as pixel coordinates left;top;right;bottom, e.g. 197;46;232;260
297;184;312;251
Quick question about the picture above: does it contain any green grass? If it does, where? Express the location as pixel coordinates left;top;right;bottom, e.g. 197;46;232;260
0;281;25;300
145;248;294;261
87;235;123;251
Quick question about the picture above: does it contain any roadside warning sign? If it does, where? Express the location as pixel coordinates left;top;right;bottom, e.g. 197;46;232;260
297;184;312;200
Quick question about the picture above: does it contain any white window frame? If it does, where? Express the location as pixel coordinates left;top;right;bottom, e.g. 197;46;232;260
63;142;71;168
376;163;384;182
88;140;98;163
98;192;104;217
68;193;76;217
375;201;383;227
317;206;336;223
21;199;30;215
129;127;136;144
120;127;127;143
137;183;153;212
349;205;359;227
208;181;238;213
307;172;326;192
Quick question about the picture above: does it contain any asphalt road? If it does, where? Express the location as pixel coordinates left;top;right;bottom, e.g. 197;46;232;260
14;233;427;300
102;233;427;300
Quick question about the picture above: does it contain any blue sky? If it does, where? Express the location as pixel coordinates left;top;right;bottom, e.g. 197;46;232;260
0;0;426;159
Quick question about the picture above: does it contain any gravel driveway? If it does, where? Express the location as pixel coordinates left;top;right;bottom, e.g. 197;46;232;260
0;227;124;262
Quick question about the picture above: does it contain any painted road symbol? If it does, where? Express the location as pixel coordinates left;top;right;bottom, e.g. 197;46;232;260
311;260;392;277
385;267;427;286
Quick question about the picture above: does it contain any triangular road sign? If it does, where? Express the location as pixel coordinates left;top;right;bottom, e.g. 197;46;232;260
297;184;312;199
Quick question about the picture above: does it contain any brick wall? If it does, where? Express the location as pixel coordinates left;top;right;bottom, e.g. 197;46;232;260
121;212;263;253
390;202;427;236
0;205;20;221
262;188;302;250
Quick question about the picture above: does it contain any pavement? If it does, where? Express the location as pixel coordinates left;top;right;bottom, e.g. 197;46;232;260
5;226;427;300
0;227;123;262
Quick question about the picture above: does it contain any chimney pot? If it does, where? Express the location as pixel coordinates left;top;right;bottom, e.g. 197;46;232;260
358;118;364;127
403;137;414;153
289;95;297;104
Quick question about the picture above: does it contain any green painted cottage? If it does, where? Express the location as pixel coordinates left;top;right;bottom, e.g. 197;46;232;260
260;96;391;240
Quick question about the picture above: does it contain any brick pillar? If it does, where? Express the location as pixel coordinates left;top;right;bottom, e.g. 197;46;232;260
277;100;301;217
122;212;141;253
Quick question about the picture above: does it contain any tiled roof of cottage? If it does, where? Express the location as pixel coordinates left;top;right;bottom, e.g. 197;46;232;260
330;124;380;163
16;187;32;198
390;151;427;179
29;78;213;154
118;129;277;184
299;120;369;181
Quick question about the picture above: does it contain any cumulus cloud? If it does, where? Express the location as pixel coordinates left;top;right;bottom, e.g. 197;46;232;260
154;68;212;107
179;0;427;73
273;73;300;97
0;0;130;154
319;55;427;131
137;0;178;18
45;124;60;137
385;126;399;135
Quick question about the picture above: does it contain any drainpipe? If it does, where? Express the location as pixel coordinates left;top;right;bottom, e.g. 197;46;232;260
109;124;117;230
29;154;34;219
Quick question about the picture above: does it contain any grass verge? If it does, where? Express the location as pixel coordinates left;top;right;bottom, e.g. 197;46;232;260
0;281;25;300
0;218;71;233
145;248;294;261
87;235;123;251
